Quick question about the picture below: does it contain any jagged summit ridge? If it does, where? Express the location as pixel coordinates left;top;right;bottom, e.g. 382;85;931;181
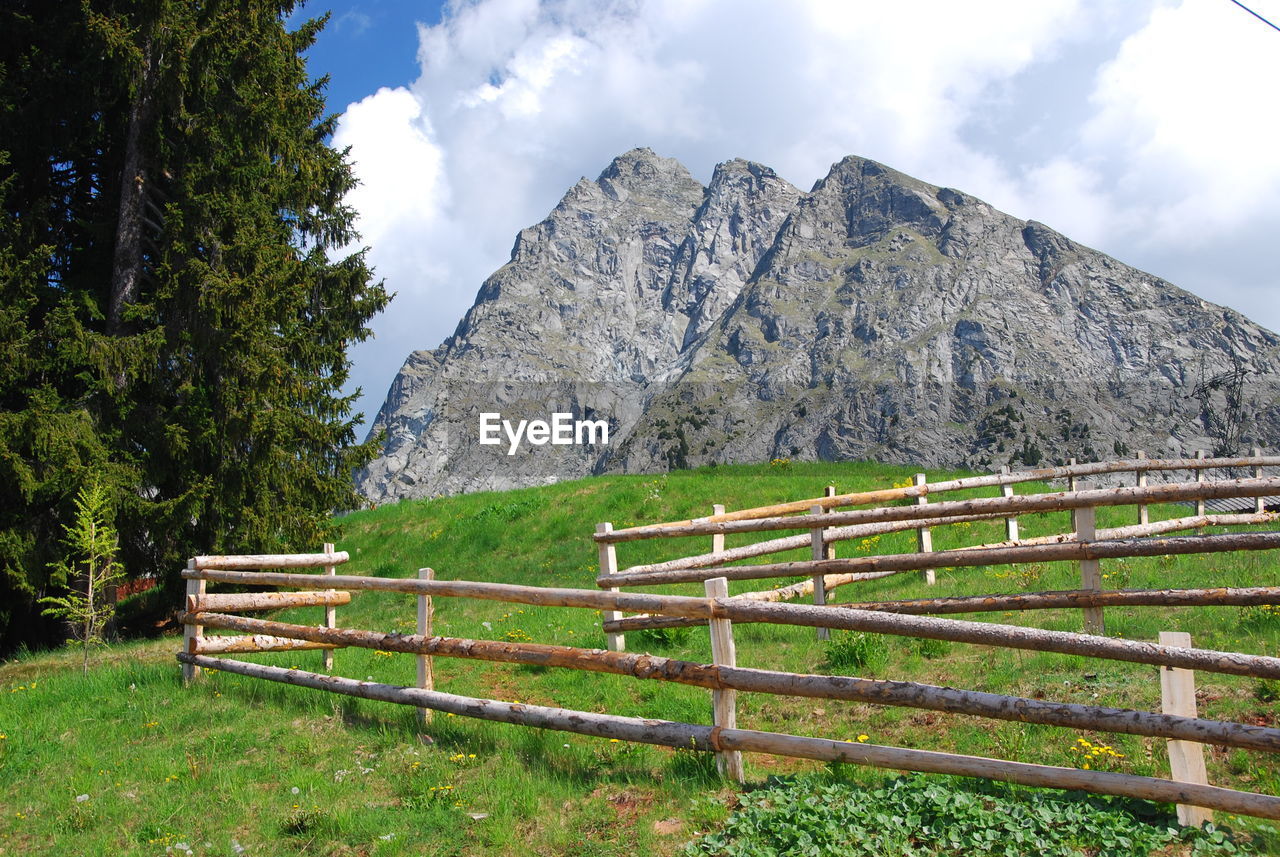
358;150;1280;502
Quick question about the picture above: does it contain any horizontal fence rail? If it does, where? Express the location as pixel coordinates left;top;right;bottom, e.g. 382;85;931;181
192;551;349;570
602;585;1280;633
177;653;1280;820
189;591;351;613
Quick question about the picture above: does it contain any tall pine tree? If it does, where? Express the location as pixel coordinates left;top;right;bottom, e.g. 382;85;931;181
0;0;389;653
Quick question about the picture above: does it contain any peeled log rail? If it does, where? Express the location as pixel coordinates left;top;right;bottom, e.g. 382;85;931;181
609;456;1280;535
618;512;1011;578
177;654;1280;819
195;634;338;654
609;511;1280;600
601;585;1280;634
833;586;1280;616
183;568;1280;680
748;570;897;602
603;530;1280;588
188;590;352;613
595;478;1280;545
183;610;1280;753
607;516;1277;625
192;552;349;570
602;572;902;634
955;512;1280;553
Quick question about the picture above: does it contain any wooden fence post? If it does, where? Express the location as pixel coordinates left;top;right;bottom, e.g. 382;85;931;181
705;576;744;783
1195;450;1207;518
182;559;204;683
417;568;435;726
811;505;830;641
1068;458;1078;493
598;523;624;652
1255;447;1265;514
914;474;935;585
1160;630;1213;828
323;542;336;672
1000;465;1019;541
1075;506;1105;634
1136;451;1149;526
712;504;725;556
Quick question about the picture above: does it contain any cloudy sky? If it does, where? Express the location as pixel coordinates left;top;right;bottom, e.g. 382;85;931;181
299;0;1280;431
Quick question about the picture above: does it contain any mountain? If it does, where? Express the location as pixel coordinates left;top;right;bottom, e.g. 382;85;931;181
356;148;1280;503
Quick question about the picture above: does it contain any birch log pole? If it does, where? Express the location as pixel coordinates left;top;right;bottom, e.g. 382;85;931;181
1255;448;1265;514
181;559;204;683
712;504;725;556
1196;450;1207;518
418;568;435;725
706;576;744;782
915;473;935;585
323;542;335;672
1161;631;1213;827
1000;466;1019;541
599;523;624;652
810;505;829;641
1137;451;1149;526
1075;507;1105;634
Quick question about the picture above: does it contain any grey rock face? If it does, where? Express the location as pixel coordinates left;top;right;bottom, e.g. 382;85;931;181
357;148;802;501
358;150;1280;502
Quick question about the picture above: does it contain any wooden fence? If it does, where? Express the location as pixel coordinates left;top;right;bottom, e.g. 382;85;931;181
179;537;1280;822
593;452;1280;639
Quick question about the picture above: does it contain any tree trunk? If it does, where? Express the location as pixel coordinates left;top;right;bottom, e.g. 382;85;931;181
108;37;156;337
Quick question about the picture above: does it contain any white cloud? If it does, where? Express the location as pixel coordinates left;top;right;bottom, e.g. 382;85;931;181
333;0;1280;427
1081;0;1280;242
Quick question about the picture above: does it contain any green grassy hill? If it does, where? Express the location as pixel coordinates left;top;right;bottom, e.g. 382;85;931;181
3;461;1278;855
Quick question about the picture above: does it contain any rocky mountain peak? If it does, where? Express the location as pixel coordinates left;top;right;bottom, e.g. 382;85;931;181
357;149;1280;503
596;147;701;204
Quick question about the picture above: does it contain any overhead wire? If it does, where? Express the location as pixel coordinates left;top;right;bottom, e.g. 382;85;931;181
1226;0;1280;33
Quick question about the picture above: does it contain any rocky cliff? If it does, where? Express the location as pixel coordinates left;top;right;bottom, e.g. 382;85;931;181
357;148;1280;503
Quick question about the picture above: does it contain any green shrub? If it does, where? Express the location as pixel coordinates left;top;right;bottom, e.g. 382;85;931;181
634;624;694;649
913;636;951;659
685;774;1259;856
824;631;889;673
1239;605;1280;630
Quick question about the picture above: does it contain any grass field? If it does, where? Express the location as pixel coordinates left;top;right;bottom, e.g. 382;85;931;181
3;460;1279;855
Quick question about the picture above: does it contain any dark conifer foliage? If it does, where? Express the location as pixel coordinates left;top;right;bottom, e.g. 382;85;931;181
0;1;389;652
